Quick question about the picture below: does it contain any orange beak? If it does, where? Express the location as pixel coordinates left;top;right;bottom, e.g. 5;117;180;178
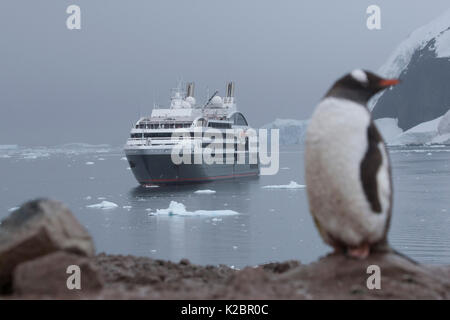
379;78;400;88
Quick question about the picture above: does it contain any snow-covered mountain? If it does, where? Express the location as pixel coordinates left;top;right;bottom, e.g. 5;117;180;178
261;118;309;145
371;9;450;131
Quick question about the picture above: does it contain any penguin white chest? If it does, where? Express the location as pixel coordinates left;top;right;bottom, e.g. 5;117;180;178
305;97;389;246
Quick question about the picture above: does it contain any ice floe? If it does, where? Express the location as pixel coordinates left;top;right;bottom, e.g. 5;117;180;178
85;162;95;165
0;145;18;150
0;143;116;160
86;201;119;210
150;201;239;217
194;189;216;194
8;207;19;212
262;181;306;189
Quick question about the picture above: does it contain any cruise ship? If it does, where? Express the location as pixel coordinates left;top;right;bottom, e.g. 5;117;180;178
124;82;260;186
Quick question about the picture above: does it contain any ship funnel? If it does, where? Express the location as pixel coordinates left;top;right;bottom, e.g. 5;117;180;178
186;82;195;98
226;81;234;98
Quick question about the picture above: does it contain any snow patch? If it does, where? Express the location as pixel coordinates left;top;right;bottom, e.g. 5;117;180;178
438;110;450;135
379;8;450;79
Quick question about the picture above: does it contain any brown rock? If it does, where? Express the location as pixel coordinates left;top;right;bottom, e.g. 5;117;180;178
277;252;450;299
0;199;95;292
13;251;103;296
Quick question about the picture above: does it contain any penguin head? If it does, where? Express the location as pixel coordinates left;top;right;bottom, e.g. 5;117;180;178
325;69;400;105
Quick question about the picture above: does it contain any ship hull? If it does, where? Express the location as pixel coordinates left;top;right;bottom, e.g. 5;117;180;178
125;150;259;186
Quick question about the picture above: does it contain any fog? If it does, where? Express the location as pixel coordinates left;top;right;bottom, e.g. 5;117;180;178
1;0;449;145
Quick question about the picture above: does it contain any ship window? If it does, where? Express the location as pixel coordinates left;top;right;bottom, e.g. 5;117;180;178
208;122;231;129
232;113;248;126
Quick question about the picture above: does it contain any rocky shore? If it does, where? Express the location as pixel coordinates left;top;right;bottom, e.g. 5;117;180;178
1;199;449;299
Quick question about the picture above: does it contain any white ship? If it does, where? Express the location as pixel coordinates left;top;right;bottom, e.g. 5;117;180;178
124;82;260;186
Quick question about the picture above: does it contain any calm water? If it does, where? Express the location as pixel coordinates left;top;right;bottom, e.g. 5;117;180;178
1;144;449;268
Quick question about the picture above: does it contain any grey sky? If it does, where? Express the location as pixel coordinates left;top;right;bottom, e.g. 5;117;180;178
1;0;449;146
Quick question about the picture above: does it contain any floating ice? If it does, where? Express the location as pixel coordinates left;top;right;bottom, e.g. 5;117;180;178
8;207;19;212
86;201;118;210
85;162;95;165
120;157;127;161
0;144;115;161
122;205;132;210
0;145;18;150
262;181;306;189
84;196;92;200
151;201;239;217
194;189;216;194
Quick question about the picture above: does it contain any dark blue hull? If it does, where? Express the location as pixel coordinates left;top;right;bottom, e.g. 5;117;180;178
125;152;259;186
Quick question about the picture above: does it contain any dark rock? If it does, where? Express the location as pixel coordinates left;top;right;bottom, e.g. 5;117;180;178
0;199;95;292
13;251;103;296
2;251;449;299
373;28;450;130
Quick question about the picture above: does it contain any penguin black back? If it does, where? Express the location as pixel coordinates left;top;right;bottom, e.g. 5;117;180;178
325;70;400;105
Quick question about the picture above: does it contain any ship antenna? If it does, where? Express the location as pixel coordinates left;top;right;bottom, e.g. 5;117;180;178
202;90;219;110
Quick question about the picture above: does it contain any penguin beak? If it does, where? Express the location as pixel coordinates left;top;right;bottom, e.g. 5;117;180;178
378;78;400;88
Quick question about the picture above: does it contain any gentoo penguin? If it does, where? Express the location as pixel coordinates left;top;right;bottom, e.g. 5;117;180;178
305;69;399;259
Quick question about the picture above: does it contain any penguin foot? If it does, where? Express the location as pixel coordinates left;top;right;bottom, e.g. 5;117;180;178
347;243;370;259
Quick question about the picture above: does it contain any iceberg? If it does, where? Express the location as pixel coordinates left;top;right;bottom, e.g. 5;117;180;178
152;201;238;217
261;118;309;145
392;115;443;145
374;118;403;145
86;201;119;210
262;181;306;189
